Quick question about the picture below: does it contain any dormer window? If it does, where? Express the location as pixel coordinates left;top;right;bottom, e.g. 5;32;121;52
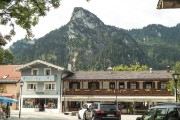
31;68;39;75
44;68;51;75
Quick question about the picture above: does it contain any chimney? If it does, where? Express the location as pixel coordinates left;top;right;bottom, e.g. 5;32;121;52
150;68;152;74
167;66;170;72
107;67;113;73
68;64;72;71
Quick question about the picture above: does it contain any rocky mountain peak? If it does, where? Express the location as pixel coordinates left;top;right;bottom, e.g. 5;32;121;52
69;7;104;29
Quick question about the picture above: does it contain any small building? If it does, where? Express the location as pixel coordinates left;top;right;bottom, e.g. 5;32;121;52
63;70;174;114
0;65;21;110
16;60;73;113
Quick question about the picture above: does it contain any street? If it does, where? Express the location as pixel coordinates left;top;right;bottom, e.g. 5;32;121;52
7;110;142;120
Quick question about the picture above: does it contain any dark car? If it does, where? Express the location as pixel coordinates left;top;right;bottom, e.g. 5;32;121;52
136;103;180;120
84;102;121;120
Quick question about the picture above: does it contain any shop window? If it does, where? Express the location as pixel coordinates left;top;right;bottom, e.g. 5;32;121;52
23;98;35;108
131;83;136;89
109;82;115;89
23;98;58;109
31;68;39;75
161;82;166;89
44;83;55;90
27;83;37;90
88;82;100;89
146;82;152;89
45;98;57;109
44;68;51;75
119;82;124;89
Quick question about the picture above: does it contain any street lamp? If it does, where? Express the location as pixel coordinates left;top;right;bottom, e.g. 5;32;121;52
172;71;180;103
63;88;66;113
19;80;24;118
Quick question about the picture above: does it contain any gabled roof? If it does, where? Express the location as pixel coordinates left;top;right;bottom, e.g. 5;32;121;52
63;70;173;81
16;60;73;73
0;65;21;83
0;33;6;46
157;0;180;9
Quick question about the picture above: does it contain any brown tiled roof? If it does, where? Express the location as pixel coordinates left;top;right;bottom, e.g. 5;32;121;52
63;70;173;81
0;65;21;83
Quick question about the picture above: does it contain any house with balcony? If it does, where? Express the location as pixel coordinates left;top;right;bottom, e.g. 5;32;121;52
16;60;73;113
0;65;21;110
62;70;174;114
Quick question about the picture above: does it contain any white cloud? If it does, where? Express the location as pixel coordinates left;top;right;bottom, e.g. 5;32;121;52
1;0;180;48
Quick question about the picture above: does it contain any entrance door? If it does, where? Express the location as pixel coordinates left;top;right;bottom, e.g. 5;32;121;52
39;98;45;111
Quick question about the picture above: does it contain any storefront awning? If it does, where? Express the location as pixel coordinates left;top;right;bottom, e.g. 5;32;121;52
0;96;18;103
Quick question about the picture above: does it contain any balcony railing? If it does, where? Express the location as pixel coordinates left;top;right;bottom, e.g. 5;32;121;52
22;75;56;82
64;89;173;96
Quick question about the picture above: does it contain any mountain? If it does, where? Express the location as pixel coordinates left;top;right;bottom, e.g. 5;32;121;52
128;24;180;69
10;7;149;71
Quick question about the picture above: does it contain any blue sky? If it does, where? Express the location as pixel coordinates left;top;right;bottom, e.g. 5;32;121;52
1;0;180;48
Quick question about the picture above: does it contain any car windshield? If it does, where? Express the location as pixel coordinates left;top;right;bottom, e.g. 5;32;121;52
100;104;117;111
143;108;167;120
143;109;156;120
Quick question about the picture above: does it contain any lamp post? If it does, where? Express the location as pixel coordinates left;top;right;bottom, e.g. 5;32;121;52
63;88;66;113
172;71;180;103
19;81;24;118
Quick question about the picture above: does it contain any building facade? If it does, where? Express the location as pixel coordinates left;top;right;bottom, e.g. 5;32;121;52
63;70;175;114
16;60;73;113
0;65;21;110
14;60;175;114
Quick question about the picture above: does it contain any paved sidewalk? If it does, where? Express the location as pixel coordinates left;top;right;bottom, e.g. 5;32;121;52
7;110;142;120
7;110;78;120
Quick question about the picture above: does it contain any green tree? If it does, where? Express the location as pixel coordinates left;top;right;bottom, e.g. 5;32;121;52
0;0;89;41
166;62;180;101
0;47;14;64
113;62;148;71
0;0;60;40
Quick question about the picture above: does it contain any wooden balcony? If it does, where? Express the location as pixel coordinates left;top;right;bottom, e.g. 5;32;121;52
64;89;173;96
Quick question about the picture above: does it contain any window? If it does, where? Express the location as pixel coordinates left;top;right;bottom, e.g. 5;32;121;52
119;82;124;89
44;83;55;90
27;83;37;90
109;82;115;89
146;82;152;89
69;82;80;89
44;68;51;75
131;83;136;89
31;68;39;75
161;82;166;89
88;82;99;89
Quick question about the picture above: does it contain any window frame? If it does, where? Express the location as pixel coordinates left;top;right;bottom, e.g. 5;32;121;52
131;82;137;89
146;82;152;89
109;82;115;89
27;83;37;91
160;82;166;89
31;68;39;75
44;68;51;75
119;82;124;89
44;82;56;91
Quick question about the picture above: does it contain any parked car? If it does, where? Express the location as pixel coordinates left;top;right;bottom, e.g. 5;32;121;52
136;103;180;120
77;103;92;120
83;102;121;120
